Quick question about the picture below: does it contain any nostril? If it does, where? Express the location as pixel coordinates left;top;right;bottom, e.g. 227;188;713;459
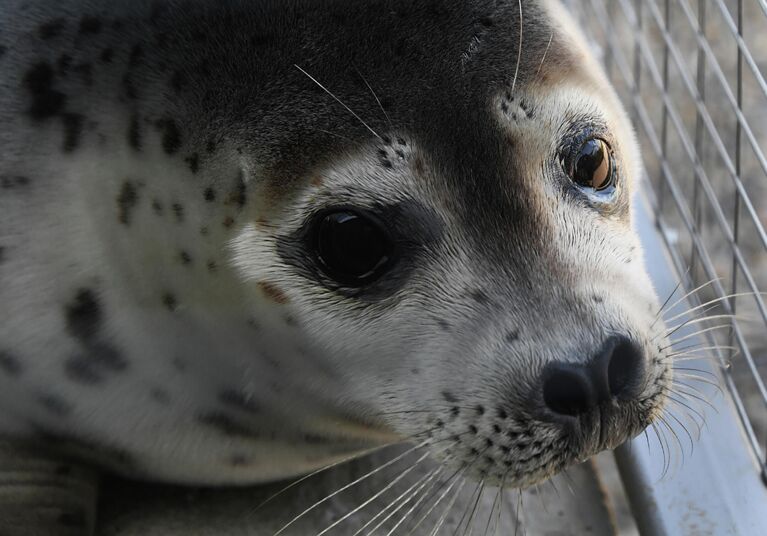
605;337;644;400
542;365;595;417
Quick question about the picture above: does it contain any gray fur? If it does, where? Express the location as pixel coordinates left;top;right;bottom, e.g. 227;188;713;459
0;0;671;529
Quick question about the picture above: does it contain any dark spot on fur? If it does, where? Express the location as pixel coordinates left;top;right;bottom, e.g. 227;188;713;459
65;289;101;342
117;181;139;225
150;388;170;405
257;281;289;304
129;45;143;67
229;454;251;466
506;330;519;343
64;343;127;384
492;424;501;434
170;70;185;93
199;226;209;236
152;199;163;214
56;54;72;75
23;61;66;119
197;412;259;438
222;216;234;228
592;295;603;303
38;393;72;416
39;19;66;40
162;293;177;311
441;391;458;403
156;118;182;154
172;203;184;222
73;62;93;86
0;246;4;263
436;318;450;331
61;113;84;152
284;315;298;327
185;153;199;173
225;172;246;208
128;114;141;150
468;425;478;434
0;351;22;376
179;250;192;265
207;260;217;272
497;408;508;419
203;187;215;202
475;405;485;415
1;175;31;189
100;48;114;63
122;73;138;99
470;289;490;305
219;389;260;414
205;138;216;154
480;16;494;27
78;16;102;34
0;45;6;57
450;406;460;417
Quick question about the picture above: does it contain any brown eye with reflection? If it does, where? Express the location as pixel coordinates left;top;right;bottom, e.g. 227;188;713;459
570;138;614;191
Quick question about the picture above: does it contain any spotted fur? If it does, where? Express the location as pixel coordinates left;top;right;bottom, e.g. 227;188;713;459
0;0;670;493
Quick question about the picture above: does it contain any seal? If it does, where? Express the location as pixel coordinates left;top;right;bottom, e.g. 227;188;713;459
0;0;673;531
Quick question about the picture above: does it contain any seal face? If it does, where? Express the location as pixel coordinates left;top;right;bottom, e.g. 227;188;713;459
0;0;671;488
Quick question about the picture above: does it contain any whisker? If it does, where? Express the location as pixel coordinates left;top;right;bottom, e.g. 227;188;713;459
661;314;742;341
451;479;484;536
659;324;733;350
427;477;468;536
661;290;766;324
511;0;523;93
654;276;721;321
272;439;429;535
492;474;507;536
351;469;433;536
355;67;393;131
294;64;382;140
253;442;395;512
315;127;353;142
535;32;554;78
379;466;446;536
461;478;485;536
652;271;689;324
657;415;683;475
482;481;504;536
314;451;433;536
663;410;694;458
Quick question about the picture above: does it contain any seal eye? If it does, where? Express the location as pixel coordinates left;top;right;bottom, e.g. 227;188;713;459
569;138;614;191
314;210;394;286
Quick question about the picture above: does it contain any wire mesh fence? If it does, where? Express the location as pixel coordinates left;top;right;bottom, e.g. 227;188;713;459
566;0;767;482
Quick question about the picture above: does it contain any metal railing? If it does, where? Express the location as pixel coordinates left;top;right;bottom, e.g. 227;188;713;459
569;0;767;483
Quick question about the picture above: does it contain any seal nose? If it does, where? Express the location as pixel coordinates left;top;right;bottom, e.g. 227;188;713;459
542;336;644;417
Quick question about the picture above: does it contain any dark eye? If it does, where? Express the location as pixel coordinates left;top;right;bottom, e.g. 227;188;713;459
566;138;614;191
313;209;394;286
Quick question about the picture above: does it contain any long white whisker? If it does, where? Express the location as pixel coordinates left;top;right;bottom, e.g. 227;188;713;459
511;0;523;93
662;291;766;324
655;277;722;321
535;32;554;78
272;439;429;535
315;451;433;536
253;442;394;512
660;324;733;350
294;64;382;140
428;477;468;536
381;467;446;536
355;67;393;130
